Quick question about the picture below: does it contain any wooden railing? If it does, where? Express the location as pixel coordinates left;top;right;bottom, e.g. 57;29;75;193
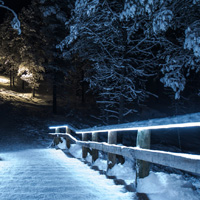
49;117;200;185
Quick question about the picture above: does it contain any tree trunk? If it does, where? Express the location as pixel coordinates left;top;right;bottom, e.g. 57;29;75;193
53;73;57;114
12;75;15;87
22;80;25;90
10;71;12;88
118;94;124;123
81;70;85;104
32;87;36;97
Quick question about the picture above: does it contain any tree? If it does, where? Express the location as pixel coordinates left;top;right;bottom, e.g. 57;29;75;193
0;14;21;87
38;0;74;113
121;0;200;99
59;0;157;123
16;2;46;97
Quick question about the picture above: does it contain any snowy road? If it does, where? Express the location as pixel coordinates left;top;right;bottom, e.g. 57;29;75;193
0;148;135;200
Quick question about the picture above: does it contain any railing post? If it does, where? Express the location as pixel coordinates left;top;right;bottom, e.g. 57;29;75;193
107;131;117;171
65;126;71;149
82;133;88;159
92;132;98;163
55;128;60;134
136;129;151;184
53;128;61;146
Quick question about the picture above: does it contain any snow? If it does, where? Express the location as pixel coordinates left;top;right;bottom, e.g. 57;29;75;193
0;76;9;85
137;172;200;200
107;159;135;185
57;137;67;149
0;148;135;200
0;4;21;34
0;75;51;105
93;158;107;170
65;143;200;200
0;88;50;105
184;22;200;58
69;143;83;158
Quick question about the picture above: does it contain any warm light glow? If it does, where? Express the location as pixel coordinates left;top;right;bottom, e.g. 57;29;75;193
49;122;200;134
0;77;9;84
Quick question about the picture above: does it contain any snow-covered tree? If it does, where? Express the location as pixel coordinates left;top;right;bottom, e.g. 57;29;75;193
0;14;21;87
16;2;47;97
59;0;157;123
121;0;200;99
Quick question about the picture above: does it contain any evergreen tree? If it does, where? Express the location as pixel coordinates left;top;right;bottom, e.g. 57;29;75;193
121;0;200;99
59;0;157;123
0;14;21;87
39;0;73;113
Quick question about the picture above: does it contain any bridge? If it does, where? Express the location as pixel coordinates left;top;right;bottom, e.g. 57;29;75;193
1;112;200;200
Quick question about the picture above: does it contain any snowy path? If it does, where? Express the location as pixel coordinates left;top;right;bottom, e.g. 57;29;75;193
0;148;135;200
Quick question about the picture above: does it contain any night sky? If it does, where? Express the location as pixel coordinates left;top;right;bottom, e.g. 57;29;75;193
3;0;30;13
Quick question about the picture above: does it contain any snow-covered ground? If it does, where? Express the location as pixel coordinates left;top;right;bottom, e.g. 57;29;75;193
66;143;200;200
0;148;135;200
0;75;51;105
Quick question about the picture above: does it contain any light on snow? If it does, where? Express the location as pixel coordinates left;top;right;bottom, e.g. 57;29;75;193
50;122;200;134
76;122;200;134
0;77;9;84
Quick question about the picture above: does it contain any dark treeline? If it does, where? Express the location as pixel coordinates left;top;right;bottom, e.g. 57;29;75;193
0;0;200;125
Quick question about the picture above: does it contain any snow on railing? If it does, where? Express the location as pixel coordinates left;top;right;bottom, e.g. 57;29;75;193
49;112;200;185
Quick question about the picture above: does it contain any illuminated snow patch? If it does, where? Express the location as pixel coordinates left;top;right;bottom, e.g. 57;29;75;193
0;76;9;84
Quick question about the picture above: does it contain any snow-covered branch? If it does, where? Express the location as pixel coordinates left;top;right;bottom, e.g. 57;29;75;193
0;2;21;34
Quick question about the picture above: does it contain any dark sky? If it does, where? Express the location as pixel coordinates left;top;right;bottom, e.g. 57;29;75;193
2;0;30;13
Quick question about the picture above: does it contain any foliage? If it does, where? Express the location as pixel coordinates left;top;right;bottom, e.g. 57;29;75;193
58;0;159;123
121;0;200;99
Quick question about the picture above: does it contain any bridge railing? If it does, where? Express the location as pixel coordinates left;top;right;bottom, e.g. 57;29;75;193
49;116;200;185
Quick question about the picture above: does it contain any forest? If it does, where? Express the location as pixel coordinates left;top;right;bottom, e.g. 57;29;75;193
0;0;200;125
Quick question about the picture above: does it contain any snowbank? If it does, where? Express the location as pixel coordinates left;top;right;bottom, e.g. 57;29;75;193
137;171;200;200
65;144;200;200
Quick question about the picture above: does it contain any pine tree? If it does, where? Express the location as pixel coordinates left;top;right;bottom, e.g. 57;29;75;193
121;0;200;99
39;0;73;113
59;0;157;123
0;14;21;88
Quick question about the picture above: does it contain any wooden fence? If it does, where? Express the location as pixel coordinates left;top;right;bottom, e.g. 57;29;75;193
49;121;200;185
